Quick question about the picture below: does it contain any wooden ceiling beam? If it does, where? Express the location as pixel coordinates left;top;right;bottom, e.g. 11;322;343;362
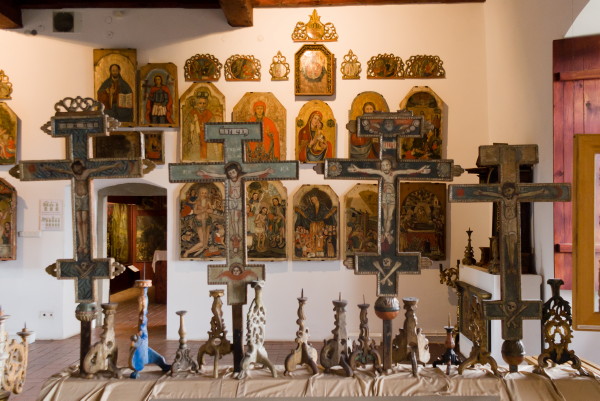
254;0;485;5
0;1;23;29
218;0;253;27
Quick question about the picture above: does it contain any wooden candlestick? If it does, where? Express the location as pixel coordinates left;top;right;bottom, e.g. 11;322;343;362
198;289;232;378
284;289;318;375
320;295;353;377
82;303;122;378
170;310;199;375
350;301;382;374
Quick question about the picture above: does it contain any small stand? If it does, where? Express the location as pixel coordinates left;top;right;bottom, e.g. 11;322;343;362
392;297;430;377
238;281;277;379
320;294;353;377
284;289;318;375
198;290;232;378
349;300;382;374
536;279;588;376
432;324;461;375
462;228;476;265
170;310;199;375
129;279;170;378
82;303;122;378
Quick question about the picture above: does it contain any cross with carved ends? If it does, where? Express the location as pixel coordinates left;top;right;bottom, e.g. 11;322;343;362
10;97;153;303
324;110;460;297
449;144;571;370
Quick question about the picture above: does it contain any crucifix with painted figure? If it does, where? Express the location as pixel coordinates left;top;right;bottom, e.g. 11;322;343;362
449;143;570;372
323;110;462;371
9;96;154;370
169;122;299;372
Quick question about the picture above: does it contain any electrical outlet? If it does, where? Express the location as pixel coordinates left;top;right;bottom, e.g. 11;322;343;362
39;311;54;319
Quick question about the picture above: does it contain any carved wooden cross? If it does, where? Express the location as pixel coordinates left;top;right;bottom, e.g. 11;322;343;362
324;110;459;297
449;144;570;368
10;97;151;303
169;122;298;372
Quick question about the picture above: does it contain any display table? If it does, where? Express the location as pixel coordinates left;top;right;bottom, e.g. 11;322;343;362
37;364;600;401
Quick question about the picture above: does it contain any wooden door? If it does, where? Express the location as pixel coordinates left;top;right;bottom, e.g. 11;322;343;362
554;34;600;288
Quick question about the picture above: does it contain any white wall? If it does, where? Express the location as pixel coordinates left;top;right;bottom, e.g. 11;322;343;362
0;0;594;363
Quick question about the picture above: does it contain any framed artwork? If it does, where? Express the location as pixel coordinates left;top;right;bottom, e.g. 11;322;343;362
224;55;261;81
143;131;164;164
399;86;444;160
344;183;378;261
366;54;404;79
404;55;446;79
296;100;336;163
0;70;13;99
179;182;226;260
341;50;361;80
292;185;339;261
0;102;17;165
246;180;288;261
348;91;389;159
179;82;224;162
136;214;167;262
232;92;286;162
295;44;334;96
93;49;137;126
398;182;446;260
93;131;141;159
291;9;338;42
269;51;290;81
184;54;222;82
138;63;179;127
0;178;16;260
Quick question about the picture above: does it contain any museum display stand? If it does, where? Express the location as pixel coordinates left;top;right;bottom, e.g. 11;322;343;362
458;264;542;363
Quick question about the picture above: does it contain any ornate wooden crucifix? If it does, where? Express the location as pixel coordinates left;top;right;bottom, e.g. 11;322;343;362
9;96;153;367
449;144;570;372
169;121;299;372
323;110;461;370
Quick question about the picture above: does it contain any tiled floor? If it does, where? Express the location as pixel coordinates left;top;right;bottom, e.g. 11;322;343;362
9;288;444;401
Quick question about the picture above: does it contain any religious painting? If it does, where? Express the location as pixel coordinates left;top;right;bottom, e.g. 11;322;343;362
348;92;389;159
292;185;339;261
398;182;446;260
143;131;164;165
179;182;226;260
246;180;287;261
224;55;261;81
0;178;16;260
138;63;179;127
107;203;129;264
179;82;224;162
136;214;167;262
366;54;404;79
0;70;13;99
93;131;141;159
296;100;336;163
184;53;222;82
269;51;290;81
404;55;446;79
291;9;338;42
295;44;335;96
344;184;378;260
0;102;17;165
93;49;137;127
232;92;286;162
399;86;444;160
341;50;361;80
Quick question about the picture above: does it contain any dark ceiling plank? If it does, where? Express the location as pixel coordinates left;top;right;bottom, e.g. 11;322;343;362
218;0;253;27
254;0;485;5
19;1;220;9
0;0;23;29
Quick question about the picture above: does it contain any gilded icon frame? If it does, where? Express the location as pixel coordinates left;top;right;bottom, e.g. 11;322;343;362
295;44;335;96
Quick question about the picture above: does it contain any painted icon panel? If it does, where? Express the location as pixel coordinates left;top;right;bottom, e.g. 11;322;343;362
292;185;339;261
93;49;137;127
0;102;17;165
344;183;379;260
179;182;226;260
348;92;389;159
398;182;446;260
295;44;334;96
93;131;141;159
296;100;336;163
246;180;288;261
139;63;179;127
184;54;222;82
179;82;224;162
0;178;16;260
232;92;286;162
399;86;444;160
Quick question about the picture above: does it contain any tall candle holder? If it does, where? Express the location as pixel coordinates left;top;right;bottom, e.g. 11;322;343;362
320;294;353;377
284;289;318;375
462;228;476;265
349;298;382;374
198;289;232;378
82;303;122;378
432;316;461;375
170;310;199;375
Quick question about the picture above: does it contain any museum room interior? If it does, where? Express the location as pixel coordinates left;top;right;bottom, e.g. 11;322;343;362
1;0;600;400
